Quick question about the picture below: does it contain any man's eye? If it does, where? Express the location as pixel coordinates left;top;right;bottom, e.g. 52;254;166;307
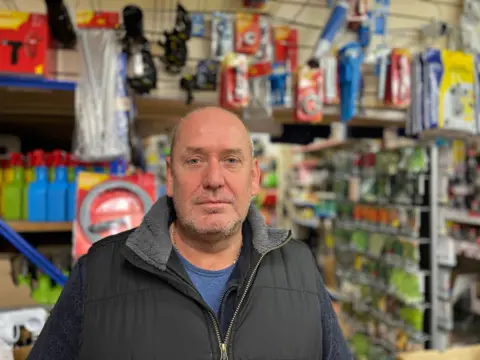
186;158;200;164
226;158;239;164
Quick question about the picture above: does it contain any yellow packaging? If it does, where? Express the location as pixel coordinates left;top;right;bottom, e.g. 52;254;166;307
439;50;476;132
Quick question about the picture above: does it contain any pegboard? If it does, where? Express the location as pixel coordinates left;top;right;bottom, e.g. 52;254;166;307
0;0;464;109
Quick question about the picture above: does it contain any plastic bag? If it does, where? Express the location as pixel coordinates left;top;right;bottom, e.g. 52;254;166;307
73;29;130;162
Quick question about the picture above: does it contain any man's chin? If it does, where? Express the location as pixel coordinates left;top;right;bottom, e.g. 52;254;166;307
191;217;240;237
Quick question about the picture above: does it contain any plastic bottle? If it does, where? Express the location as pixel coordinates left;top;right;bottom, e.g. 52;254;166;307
46;153;55;182
109;158;127;176
27;150;49;222
46;150;68;222
3;156;14;184
23;152;35;220
1;153;25;220
66;154;81;222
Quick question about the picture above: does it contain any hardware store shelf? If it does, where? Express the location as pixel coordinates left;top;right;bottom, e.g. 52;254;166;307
6;221;72;233
0;76;408;137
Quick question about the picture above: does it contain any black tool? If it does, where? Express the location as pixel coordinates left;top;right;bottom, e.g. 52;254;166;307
44;0;77;48
158;3;191;74
2;40;22;65
121;5;157;94
180;74;196;105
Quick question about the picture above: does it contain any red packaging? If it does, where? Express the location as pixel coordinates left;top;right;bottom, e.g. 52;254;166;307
235;13;261;55
385;48;411;107
219;53;249;109
273;25;298;71
347;0;369;31
76;11;120;29
72;171;158;260
243;0;268;8
294;65;324;123
248;16;273;78
0;11;54;77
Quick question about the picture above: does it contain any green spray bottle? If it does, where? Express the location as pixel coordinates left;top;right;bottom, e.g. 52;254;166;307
1;152;25;220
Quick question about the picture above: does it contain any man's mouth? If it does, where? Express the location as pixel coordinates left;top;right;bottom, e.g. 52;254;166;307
198;201;230;205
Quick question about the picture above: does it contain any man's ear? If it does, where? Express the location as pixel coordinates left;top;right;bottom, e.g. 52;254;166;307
251;158;261;197
166;156;174;197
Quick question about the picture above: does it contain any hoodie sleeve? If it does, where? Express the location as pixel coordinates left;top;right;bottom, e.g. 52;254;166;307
318;274;353;360
27;255;86;360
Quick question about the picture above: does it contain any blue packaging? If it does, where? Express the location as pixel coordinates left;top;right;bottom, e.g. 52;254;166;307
422;48;442;130
191;13;205;37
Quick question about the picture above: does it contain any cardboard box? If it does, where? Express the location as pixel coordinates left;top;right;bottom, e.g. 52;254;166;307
0;11;55;77
0;255;37;309
13;345;32;360
397;345;480;360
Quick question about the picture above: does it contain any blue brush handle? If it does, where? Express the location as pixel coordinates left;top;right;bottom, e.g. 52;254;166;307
0;220;68;286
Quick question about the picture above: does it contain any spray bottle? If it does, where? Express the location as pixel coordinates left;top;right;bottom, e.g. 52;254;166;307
27;150;49;222
1;153;25;221
46;150;68;222
22;152;35;220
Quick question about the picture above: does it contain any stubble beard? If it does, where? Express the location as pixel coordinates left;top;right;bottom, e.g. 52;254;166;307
172;196;247;243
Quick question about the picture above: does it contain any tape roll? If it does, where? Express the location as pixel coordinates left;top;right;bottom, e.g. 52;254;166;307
78;180;154;244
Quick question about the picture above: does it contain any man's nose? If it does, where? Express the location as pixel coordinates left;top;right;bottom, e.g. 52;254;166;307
203;160;225;189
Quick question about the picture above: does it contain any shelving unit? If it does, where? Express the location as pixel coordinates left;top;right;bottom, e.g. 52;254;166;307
0;74;409;141
284;138;445;358
6;222;72;233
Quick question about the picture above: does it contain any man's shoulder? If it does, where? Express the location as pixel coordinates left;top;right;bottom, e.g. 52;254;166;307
265;228;316;261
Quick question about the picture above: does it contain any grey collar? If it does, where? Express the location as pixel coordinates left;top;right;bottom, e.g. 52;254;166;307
125;196;290;271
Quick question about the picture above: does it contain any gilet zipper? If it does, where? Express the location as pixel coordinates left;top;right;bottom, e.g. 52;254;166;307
211;232;292;360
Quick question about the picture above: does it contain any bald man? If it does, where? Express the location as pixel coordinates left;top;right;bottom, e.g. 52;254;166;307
29;107;351;360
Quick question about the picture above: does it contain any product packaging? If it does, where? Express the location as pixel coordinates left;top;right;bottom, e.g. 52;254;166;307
243;0;268;8
249;15;273;78
273;25;298;71
346;0;369;30
76;11;119;29
384;48;411;107
195;59;220;91
74;29;130;161
422;49;477;133
211;12;234;60
269;62;292;107
235;13;261;55
321;55;340;104
294;64;324;123
0;11;54;77
219;52;249;109
72;172;157;260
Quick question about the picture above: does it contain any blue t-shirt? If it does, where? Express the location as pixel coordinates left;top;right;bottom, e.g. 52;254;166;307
176;251;235;315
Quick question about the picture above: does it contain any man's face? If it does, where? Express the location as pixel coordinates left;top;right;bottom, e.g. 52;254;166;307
166;109;260;238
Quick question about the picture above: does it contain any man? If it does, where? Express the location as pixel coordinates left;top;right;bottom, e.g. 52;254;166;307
28;107;351;359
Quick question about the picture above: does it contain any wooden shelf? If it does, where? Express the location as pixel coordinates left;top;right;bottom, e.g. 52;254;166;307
6;221;72;233
0;84;408;137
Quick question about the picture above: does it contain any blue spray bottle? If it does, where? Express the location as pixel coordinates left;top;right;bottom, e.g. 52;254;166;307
46;150;68;222
27;150;48;222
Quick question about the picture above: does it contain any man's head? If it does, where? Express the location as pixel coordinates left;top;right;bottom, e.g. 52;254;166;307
166;106;261;241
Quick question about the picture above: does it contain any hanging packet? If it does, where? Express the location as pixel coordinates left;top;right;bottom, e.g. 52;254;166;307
211;12;234;60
